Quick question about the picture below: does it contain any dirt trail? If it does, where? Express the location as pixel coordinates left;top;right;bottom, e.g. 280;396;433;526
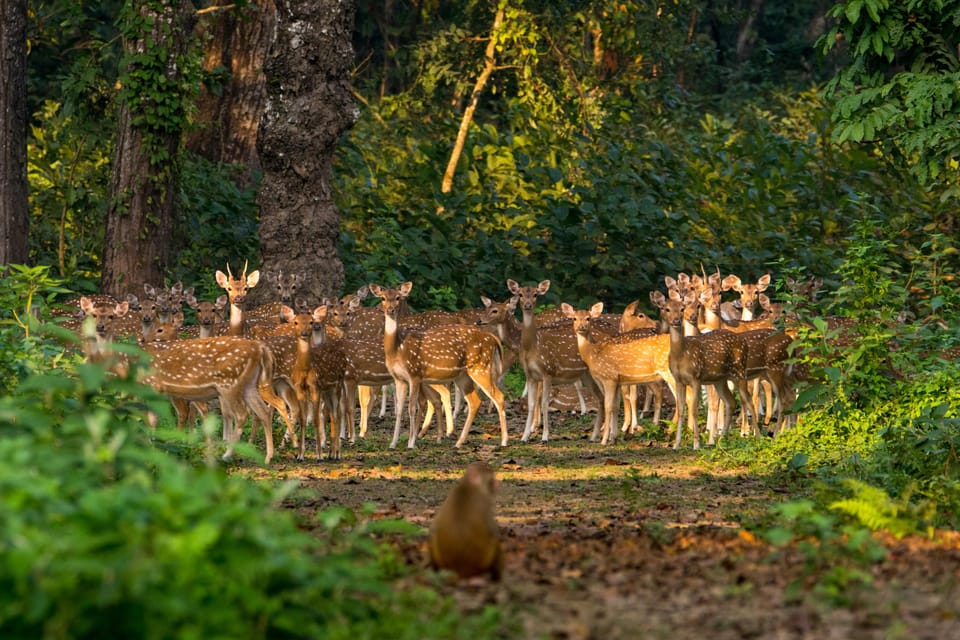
247;403;960;639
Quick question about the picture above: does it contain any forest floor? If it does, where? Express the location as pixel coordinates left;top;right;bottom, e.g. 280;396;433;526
240;396;960;640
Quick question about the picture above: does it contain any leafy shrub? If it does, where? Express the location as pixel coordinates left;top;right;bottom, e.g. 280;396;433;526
0;319;499;639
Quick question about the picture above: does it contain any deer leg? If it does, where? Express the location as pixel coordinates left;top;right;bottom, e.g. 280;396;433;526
406;379;422;449
574;379;588;415
471;369;508;447
521;378;540;442
389;380;408;449
705;385;719;444
672;382;687;450
601;381;619;445
620;384;636;435
540;378;554;442
452;384;464;421
379;384;389;418
357;385;373;438
246;384;275;465
650;381;663;425
417;384;444;442
453;383;484;448
735;378;758;437
296;390;309;462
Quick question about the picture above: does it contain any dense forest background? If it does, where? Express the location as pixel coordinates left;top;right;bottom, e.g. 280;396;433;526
3;3;960;635
19;0;958;313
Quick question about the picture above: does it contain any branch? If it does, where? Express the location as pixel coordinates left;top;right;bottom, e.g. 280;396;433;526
440;6;506;195
196;4;236;16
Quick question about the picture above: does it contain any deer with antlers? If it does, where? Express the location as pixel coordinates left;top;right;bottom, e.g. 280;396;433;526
215;262;260;337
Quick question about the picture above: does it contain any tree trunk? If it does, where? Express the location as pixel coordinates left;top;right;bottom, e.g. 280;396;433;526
0;0;29;266
735;0;765;63
101;0;196;297
186;1;275;187
254;0;357;306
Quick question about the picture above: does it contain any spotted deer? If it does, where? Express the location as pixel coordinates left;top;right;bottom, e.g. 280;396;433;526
215;262;260;337
279;305;348;461
506;279;603;442
144;336;280;464
561;302;677;445
721;273;772;322
656;289;758;449
369;282;508;449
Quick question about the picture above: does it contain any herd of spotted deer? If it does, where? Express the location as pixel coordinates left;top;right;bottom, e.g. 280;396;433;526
55;263;834;465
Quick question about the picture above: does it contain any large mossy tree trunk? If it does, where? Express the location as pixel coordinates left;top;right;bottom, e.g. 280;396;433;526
0;0;29;267
253;0;357;306
186;1;276;187
101;0;197;297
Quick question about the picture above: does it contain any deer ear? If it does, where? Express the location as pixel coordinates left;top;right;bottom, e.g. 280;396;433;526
649;291;665;308
721;274;740;291
560;303;575;317
506;279;520;294
507;295;518;311
398;281;413;296
355;284;369;299
216;294;228;308
215;271;228;287
280;305;296;323
481;296;493;308
312;306;328;323
246;270;260;287
590;302;604;317
757;273;772;289
116;301;130;317
537;280;551;294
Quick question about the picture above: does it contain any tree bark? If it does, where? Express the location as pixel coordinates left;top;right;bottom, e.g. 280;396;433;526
254;0;357;306
0;0;29;266
101;0;196;297
186;0;276;187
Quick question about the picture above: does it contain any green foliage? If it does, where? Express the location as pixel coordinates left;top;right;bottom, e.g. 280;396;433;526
27;100;113;282
761;498;886;606
0;330;500;640
829;479;935;538
0;265;75;394
820;0;960;190
171;153;261;299
116;0;201;171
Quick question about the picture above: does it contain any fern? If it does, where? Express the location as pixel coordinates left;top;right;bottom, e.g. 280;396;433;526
829;478;935;538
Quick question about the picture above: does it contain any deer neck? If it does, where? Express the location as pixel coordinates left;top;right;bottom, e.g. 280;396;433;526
199;325;213;339
227;302;245;336
294;333;312;373
702;306;722;332
495;315;522;351
519;309;538;352
311;325;328;347
667;322;687;364
572;329;595;362
383;311;400;363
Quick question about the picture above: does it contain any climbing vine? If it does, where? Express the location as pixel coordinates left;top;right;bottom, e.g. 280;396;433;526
116;0;200;174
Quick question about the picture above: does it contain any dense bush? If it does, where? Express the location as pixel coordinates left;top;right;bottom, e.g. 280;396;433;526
0;273;500;639
712;211;960;530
